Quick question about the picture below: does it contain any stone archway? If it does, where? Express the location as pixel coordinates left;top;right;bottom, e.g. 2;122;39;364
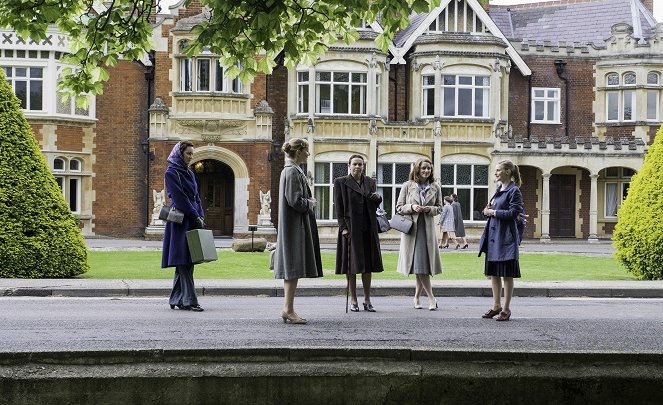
191;146;250;234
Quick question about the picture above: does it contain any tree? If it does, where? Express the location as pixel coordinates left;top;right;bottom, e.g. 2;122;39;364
613;127;663;280
0;69;89;278
0;0;496;100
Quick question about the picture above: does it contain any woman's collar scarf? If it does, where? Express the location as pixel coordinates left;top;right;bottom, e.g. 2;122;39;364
418;181;430;204
167;142;188;169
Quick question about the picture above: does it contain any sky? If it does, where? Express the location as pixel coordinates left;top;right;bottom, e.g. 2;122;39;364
158;0;662;22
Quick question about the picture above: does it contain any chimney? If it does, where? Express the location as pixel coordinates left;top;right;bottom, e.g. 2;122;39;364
641;0;653;15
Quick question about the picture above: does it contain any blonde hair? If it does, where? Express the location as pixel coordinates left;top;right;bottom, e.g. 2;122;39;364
409;158;435;183
497;159;522;187
281;138;309;159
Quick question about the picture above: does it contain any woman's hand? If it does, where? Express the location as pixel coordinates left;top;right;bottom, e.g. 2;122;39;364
342;229;350;240
369;192;381;202
194;217;205;229
413;205;430;213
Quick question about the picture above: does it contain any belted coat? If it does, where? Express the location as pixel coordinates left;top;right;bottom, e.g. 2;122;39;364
161;164;204;268
334;175;384;275
273;159;323;280
478;182;523;262
395;181;443;276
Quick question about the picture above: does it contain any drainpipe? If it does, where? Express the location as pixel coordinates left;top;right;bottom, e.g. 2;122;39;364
527;74;532;139
404;61;409;122
554;59;569;139
144;51;155;228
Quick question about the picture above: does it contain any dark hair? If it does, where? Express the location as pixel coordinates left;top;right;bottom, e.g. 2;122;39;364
282;138;309;159
451;193;458;201
444;195;453;204
179;140;194;154
497;159;522;187
348;154;364;165
409;158;435;183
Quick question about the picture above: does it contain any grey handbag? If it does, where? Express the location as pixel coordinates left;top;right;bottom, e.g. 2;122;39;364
159;205;184;224
389;213;413;234
376;208;390;233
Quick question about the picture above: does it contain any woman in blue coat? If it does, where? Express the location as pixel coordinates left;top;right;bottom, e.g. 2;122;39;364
162;141;205;311
478;159;523;321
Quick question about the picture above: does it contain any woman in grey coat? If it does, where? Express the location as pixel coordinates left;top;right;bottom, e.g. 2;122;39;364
273;138;323;324
396;158;443;310
478;159;523;322
438;196;456;248
451;193;468;249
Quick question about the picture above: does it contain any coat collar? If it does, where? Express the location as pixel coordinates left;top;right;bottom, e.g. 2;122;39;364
344;174;368;195
409;181;435;204
496;181;517;194
284;158;305;176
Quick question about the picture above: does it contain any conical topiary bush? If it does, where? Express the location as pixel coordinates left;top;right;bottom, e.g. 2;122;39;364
0;69;88;278
613;127;663;280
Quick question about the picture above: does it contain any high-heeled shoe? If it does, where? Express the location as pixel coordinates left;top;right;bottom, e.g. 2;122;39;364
413;298;422;309
281;311;307;324
170;304;175;309
190;305;204;312
482;307;502;319
461;244;469;249
429;298;438;311
441;244;449;249
495;311;511;321
350;303;360;312
455;244;460;249
363;303;376;312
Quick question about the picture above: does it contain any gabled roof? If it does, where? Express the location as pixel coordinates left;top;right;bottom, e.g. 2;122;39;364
391;0;531;76
489;0;657;46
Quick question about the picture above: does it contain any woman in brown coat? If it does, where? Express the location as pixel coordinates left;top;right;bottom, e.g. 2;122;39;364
334;154;384;312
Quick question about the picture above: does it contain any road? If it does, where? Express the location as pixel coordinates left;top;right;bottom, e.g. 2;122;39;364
1;295;661;354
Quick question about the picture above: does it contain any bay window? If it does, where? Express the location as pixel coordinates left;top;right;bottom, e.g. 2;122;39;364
442;75;489;118
315;71;367;115
3;66;43;110
422;74;435;117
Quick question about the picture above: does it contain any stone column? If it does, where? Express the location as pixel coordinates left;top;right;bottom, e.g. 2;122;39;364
588;173;599;242
540;173;551;242
433;121;442;180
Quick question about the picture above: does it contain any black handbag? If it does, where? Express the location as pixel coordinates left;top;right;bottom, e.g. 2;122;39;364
389;213;413;234
376;208;390;233
159;205;184;224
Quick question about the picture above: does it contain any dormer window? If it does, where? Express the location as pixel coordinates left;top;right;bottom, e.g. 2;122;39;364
428;0;485;34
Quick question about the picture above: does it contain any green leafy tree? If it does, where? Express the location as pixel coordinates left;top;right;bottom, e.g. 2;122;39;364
0;0;502;99
613;127;663;280
0;69;89;278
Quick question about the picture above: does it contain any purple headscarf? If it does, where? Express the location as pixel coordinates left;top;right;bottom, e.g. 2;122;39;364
167;142;188;169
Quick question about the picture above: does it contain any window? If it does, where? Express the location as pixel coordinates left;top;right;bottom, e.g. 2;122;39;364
376;162;413;218
3;66;43;110
647;72;660;121
176;39;242;94
605;72;638;122
180;58;193;91
442;75;489;118
422;74;435;117
55;67;90;117
427;0;485;33
375;73;381;116
297;72;309;113
604;167;632;218
315;71;367;115
439;163;489;221
197;59;211;91
313;162;348;220
531;88;560;123
52;157;83;214
214;62;242;93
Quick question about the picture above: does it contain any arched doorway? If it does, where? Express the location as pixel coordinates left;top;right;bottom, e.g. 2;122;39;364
192;160;234;236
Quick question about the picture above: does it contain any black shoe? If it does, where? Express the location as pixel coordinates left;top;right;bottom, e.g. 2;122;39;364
170;304;175;309
363;303;376;312
190;305;204;312
350;303;360;312
175;305;192;311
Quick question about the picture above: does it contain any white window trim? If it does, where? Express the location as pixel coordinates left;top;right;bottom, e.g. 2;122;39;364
439;162;490;222
531;87;560;124
441;74;490;118
422;74;435;118
646;89;660;121
314;70;368;116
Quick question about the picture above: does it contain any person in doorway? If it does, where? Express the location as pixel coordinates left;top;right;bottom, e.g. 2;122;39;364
273;138;323;324
162;141;206;312
438;196;456;248
451;193;469;249
395;158;443;311
478;159;524;322
334;154;384;312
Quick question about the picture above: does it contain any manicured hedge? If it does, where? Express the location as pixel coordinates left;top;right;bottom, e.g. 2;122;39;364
0;69;88;278
613;126;663;280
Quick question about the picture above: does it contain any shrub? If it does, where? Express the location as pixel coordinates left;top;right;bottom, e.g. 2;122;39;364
0;69;89;278
613;127;663;280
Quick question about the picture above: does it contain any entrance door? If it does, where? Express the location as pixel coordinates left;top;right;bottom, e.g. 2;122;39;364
195;160;234;236
549;174;575;237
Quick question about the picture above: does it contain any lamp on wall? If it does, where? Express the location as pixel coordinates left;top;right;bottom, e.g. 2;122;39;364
141;138;154;161
268;140;282;162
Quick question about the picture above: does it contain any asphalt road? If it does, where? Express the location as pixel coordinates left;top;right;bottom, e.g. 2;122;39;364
1;295;661;353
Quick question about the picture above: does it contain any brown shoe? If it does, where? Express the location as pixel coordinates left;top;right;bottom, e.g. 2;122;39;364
495;311;511;321
482;307;502;319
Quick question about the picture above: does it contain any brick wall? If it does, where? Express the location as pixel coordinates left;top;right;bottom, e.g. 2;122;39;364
389;64;407;121
29;124;43;145
55;126;85;151
94;60;149;237
605;125;637;140
155;23;174;107
510;56;597;140
266;64;288;226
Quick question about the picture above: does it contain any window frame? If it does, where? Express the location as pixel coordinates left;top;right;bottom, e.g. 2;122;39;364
314;70;368;116
439;163;489;222
441;74;490;118
603;168;632;218
531;87;560;124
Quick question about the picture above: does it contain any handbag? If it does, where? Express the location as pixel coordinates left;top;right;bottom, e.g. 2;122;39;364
376;208;390;233
159;205;184;224
389;213;413;234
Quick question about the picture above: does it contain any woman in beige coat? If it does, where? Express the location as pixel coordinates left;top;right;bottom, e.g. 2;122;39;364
396;158;443;310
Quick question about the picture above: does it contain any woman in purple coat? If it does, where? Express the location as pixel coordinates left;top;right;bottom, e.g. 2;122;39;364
478;159;523;321
162;141;205;312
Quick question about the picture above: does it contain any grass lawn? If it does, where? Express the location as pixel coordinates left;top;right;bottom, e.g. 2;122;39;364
84;251;636;281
